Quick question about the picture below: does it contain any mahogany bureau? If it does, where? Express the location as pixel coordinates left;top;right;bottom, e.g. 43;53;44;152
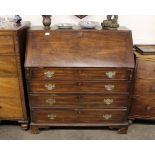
130;47;155;121
25;27;135;134
0;22;29;129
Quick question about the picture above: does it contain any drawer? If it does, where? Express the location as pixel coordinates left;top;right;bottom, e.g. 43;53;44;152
0;98;23;119
29;94;129;108
131;96;155;118
0;77;20;97
31;109;127;124
79;95;129;108
0;56;17;75
136;59;155;79
29;68;132;81
78;109;127;123
28;81;131;94
79;69;132;81
31;109;77;123
29;68;77;81
0;35;14;55
135;79;155;95
29;94;78;108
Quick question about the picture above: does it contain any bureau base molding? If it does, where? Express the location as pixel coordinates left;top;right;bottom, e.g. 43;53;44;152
30;123;129;134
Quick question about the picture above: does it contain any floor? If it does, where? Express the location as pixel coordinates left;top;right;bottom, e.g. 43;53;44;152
0;121;155;140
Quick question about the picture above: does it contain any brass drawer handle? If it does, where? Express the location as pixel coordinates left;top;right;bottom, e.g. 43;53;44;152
102;114;112;120
44;71;55;78
45;98;56;105
104;98;114;105
104;84;115;91
151;87;155;92
106;71;116;79
145;105;152;111
47;114;56;120
45;84;55;90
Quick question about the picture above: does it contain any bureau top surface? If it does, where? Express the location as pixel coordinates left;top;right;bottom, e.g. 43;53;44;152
25;27;135;68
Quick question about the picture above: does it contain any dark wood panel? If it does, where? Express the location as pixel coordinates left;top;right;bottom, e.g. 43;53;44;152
28;68;132;81
28;81;131;94
29;94;129;108
25;30;134;68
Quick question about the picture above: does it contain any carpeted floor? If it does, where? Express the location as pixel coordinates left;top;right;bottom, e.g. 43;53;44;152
1;122;155;140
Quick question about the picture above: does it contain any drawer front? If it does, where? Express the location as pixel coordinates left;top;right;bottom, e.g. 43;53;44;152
80;95;129;108
31;109;127;124
29;68;131;81
28;81;130;94
0;98;23;119
131;96;155;118
0;77;20;97
78;109;127;123
135;79;155;95
0;56;17;75
31;109;77;123
80;69;131;81
29;69;77;81
29;94;78;108
0;35;14;55
136;59;155;79
29;94;129;108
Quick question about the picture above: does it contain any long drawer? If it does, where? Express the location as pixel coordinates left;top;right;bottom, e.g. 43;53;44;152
28;68;132;81
0;97;23;119
0;77;20;98
131;96;155;118
28;81;131;94
31;109;127;124
135;79;155;95
29;94;129;108
0;56;17;76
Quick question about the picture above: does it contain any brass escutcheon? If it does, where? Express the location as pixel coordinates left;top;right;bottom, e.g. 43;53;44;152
104;84;115;91
45;84;55;90
47;114;57;120
46;98;56;105
106;71;116;78
104;98;114;105
44;71;55;78
102;114;112;120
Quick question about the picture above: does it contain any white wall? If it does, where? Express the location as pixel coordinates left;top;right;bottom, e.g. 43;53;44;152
22;15;155;44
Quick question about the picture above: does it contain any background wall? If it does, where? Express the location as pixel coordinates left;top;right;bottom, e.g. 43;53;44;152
22;15;155;44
